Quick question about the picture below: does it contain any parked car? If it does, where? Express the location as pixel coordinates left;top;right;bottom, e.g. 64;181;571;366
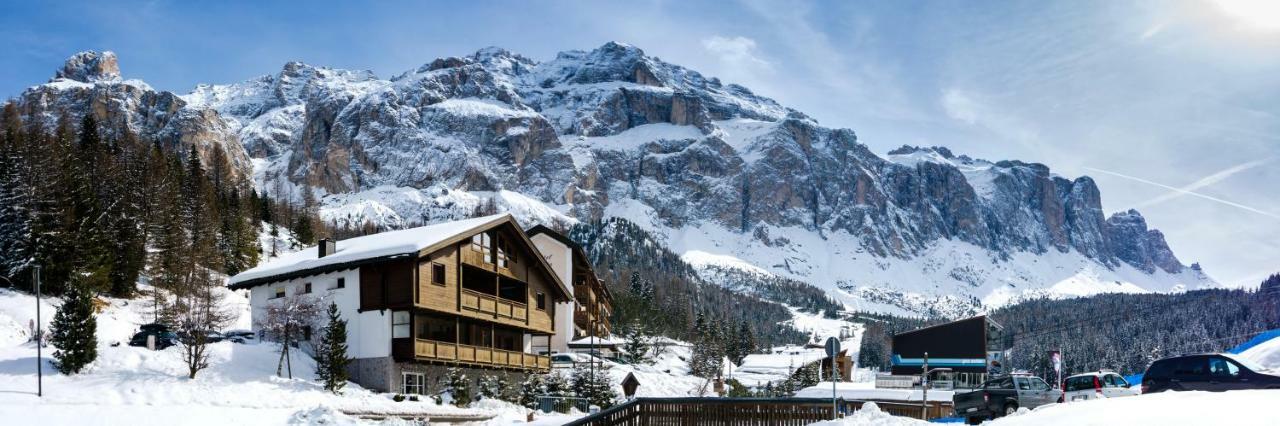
178;329;225;344
1063;371;1139;402
128;323;178;349
954;374;1058;424
1142;353;1280;393
224;330;256;344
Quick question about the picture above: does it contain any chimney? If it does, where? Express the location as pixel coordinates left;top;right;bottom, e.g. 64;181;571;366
318;238;336;258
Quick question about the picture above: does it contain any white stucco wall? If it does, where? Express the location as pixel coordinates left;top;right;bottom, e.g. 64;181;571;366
530;234;577;354
247;268;390;359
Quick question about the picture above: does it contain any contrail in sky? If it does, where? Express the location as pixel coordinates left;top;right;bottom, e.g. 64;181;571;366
1083;166;1280;221
1131;157;1274;209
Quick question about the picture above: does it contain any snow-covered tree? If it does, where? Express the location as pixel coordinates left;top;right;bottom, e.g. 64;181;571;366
442;367;472;407
518;373;547;409
570;363;617;409
50;279;97;374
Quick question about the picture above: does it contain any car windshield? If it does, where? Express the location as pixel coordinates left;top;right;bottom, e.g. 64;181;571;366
1222;354;1268;372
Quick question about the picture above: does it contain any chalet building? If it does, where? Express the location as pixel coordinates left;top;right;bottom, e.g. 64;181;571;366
526;225;614;354
228;214;573;394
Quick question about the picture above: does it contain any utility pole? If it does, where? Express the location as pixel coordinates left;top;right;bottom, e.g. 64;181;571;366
922;351;928;420
35;265;42;397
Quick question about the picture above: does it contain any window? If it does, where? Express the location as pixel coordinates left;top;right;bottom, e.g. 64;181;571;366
273;287;286;299
472;233;492;263
392;311;410;338
1174;357;1208;376
403;373;425;395
1209;358;1239;377
335;278;345;289
302;325;312;342
497;239;508;268
415;313;456;342
535;292;546;311
1029;378;1050;391
302;283;312;294
432;263;446;286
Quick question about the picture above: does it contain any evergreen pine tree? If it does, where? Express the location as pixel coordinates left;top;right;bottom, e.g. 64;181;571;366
315;302;350;393
50;279;98;374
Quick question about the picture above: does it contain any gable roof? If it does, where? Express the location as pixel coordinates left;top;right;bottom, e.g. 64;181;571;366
228;214;572;299
526;224;614;303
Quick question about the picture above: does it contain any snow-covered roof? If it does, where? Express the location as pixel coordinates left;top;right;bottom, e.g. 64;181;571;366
229;214;570;298
568;336;622;347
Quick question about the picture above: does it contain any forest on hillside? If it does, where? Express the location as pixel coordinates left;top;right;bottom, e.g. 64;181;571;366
859;274;1280;378
568;218;819;349
0;105;317;303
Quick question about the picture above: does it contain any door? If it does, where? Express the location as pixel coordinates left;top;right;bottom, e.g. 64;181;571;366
1027;377;1055;406
1102;374;1133;397
1171;357;1210;391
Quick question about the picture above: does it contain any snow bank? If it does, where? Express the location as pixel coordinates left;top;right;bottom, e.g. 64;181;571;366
807;402;930;426
1239;334;1280;369
794;382;954;403
986;389;1280;425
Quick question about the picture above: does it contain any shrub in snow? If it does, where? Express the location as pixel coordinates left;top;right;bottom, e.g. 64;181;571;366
519;373;547;409
392;394;405;402
443;367;471;407
50;280;97;374
571;363;618;409
478;373;511;402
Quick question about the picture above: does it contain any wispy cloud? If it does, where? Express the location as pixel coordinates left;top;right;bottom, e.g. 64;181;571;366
1084;166;1280;220
1131;157;1274;209
701;36;771;69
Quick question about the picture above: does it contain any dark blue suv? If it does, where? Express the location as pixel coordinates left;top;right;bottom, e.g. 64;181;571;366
1142;353;1280;393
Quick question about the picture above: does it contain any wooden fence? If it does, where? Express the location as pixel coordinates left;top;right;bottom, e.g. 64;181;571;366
563;397;953;426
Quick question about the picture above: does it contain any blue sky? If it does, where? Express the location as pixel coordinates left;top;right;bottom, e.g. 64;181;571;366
2;0;1278;286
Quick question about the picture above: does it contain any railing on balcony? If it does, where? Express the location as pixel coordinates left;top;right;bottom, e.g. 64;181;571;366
461;289;528;320
414;339;550;370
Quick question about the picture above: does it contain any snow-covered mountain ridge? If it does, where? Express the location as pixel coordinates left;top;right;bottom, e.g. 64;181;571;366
13;44;1216;316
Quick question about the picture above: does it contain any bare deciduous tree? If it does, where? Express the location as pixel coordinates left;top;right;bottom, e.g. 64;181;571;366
257;292;322;378
176;271;235;379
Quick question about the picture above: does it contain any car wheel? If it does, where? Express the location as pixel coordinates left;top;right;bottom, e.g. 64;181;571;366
1004;403;1018;416
966;416;982;425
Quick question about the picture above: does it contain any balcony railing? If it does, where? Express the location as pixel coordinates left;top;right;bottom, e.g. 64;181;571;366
414;339;550;370
461;289;527;320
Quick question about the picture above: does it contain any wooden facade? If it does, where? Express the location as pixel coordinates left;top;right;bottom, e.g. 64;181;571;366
362;220;566;371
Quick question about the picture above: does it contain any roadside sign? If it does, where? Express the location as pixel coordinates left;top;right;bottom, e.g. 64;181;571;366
825;337;840;357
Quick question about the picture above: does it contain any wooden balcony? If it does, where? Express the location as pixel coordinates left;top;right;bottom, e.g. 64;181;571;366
461;289;527;320
414;339;550;371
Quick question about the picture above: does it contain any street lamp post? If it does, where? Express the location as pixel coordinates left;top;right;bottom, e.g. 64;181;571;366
34;266;43;397
921;352;951;420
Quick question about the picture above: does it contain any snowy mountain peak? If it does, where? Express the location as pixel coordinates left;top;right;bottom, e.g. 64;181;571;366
10;43;1217;317
54;50;121;83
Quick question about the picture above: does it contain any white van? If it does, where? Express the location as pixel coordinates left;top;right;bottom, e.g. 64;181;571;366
1063;372;1140;402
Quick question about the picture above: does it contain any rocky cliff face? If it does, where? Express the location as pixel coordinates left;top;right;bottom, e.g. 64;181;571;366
10;44;1211;313
183;42;1189;276
16;51;251;182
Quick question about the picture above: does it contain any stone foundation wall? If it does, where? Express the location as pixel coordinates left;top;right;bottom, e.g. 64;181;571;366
348;357;395;392
393;362;531;395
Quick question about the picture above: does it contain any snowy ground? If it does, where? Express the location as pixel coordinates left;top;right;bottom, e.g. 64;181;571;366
0;287;530;425
982;389;1280;425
